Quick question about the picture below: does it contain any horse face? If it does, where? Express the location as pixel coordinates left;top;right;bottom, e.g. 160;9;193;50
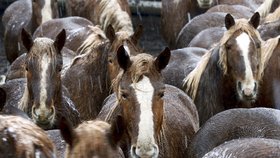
116;46;170;158
32;0;58;25
226;32;260;101
197;0;214;8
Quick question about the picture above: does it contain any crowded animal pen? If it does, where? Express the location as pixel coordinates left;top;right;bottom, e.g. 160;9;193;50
0;0;280;157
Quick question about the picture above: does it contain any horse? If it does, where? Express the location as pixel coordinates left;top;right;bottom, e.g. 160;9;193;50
255;35;280;108
59;116;125;158
258;19;280;40
188;108;280;158
206;4;254;19
183;12;262;125
2;0;59;63
161;0;211;48
0;115;56;158
162;47;208;90
176;12;227;49
5;16;94;81
203;138;280;158
256;0;280;18
65;0;132;34
98;46;199;157
1;29;81;130
263;5;280;23
188;27;226;50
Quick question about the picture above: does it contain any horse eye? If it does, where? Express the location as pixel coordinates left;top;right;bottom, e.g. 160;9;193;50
121;93;128;99
158;92;164;98
108;59;113;64
25;67;29;71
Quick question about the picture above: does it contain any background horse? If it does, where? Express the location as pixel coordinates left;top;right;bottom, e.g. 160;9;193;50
0;115;56;157
188;108;280;158
1;29;81;129
203;138;280;158
2;0;59;63
183;13;262;125
59;116;125;158
161;0;212;48
98;46;199;157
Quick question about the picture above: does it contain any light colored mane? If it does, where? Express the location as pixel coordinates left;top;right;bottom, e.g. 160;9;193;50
0;115;55;157
183;19;263;99
260;35;280;76
69;25;108;67
97;0;133;34
264;6;280;23
112;53;161;96
255;0;275;18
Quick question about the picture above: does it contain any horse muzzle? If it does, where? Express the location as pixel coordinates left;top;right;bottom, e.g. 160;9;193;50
237;81;258;101
197;0;213;8
32;106;55;129
131;144;159;158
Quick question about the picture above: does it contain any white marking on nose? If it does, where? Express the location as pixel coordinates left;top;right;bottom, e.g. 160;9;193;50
131;76;158;157
39;54;51;110
41;0;52;23
236;33;255;90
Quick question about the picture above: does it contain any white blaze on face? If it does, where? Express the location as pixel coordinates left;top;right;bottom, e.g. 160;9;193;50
39;54;51;110
41;0;52;23
131;76;158;157
236;33;255;93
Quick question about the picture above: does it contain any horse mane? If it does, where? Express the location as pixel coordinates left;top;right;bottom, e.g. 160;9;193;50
66;120;112;157
98;0;133;34
0;115;55;157
264;6;280;23
183;18;262;99
260;35;280;76
70;25;109;66
112;53;161;98
255;0;275;18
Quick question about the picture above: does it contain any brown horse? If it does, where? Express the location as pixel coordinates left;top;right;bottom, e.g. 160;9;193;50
98;46;199;157
59;116;125;158
0;115;56;157
161;0;211;48
188;108;280;158
183;13;263;125
203;138;280;158
162;47;208;90
1;29;81;130
255;35;280;108
65;0;132;34
2;0;59;63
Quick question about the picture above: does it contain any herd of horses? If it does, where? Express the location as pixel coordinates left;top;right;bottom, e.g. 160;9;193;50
0;0;280;157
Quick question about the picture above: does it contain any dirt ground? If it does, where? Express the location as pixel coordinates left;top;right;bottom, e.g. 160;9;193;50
0;2;166;76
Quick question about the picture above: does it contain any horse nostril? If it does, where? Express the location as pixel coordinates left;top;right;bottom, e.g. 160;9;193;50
254;82;257;91
238;81;242;90
132;145;137;155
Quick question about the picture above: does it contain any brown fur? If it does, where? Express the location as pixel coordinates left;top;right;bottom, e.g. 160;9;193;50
62;26;111;120
2;0;59;63
63;120;124;158
0;115;55;157
99;50;199;157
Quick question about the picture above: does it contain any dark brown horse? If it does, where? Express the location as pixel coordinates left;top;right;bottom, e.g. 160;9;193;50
203;138;280;158
0;115;56;158
161;0;211;48
59;116;125;158
2;0;59;63
162;47;208;90
98;46;199;157
183;13;263;125
1;29;81;129
188;108;280;158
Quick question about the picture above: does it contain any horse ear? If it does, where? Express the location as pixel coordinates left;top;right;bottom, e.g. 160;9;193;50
54;29;66;53
225;14;235;30
154;47;171;72
106;24;116;43
249;12;260;29
21;28;33;52
59;117;75;148
117;45;131;71
0;88;6;111
108;115;125;148
131;24;143;44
